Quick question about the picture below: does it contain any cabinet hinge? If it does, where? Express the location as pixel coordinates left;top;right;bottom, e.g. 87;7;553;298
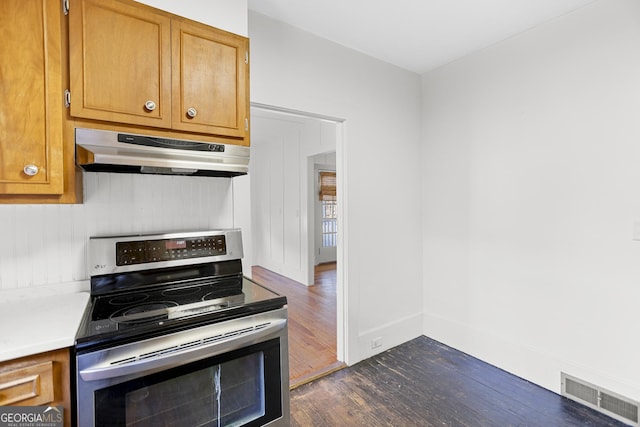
62;0;69;15
245;51;249;65
64;89;71;108
245;118;249;131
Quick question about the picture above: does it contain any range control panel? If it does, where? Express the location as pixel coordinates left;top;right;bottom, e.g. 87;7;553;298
115;235;226;266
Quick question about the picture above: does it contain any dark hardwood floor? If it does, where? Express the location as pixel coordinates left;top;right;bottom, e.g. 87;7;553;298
290;336;627;427
251;263;344;389
251;265;622;426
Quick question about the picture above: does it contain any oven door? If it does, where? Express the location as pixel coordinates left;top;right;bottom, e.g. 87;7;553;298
76;308;289;427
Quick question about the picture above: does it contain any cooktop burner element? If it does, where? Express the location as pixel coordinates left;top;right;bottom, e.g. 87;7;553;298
75;230;287;350
108;293;149;305
162;286;202;297
110;301;179;322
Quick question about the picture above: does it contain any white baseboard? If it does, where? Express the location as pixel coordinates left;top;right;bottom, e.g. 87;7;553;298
355;311;423;362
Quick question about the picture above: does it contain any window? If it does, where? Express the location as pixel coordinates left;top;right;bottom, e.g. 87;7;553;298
319;171;337;248
322;200;337;247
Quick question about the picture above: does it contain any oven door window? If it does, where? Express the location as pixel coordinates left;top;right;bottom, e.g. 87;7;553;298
94;339;282;427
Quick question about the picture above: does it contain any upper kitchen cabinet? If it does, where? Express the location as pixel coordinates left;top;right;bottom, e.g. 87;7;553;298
69;0;250;144
68;0;172;128
0;0;65;195
171;20;249;138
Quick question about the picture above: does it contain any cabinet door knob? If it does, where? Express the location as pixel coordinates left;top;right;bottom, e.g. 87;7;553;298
186;107;197;118
144;100;157;112
23;164;39;176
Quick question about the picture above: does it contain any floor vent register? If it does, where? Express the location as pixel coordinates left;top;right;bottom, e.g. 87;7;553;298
561;372;639;426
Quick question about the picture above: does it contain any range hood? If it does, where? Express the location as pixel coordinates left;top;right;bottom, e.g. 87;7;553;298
75;128;249;177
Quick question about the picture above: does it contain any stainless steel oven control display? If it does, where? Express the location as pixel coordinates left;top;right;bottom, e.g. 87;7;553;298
115;235;226;265
89;229;243;276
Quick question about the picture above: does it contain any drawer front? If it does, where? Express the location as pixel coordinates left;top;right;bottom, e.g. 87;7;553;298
0;361;54;406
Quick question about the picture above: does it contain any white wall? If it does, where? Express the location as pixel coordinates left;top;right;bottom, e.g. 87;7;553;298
0;174;234;292
135;0;248;36
422;0;640;401
249;11;423;364
250;113;305;284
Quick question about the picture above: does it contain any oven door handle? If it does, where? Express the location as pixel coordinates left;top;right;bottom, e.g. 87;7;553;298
79;318;286;382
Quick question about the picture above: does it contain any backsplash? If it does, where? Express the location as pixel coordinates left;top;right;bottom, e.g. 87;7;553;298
0;173;234;290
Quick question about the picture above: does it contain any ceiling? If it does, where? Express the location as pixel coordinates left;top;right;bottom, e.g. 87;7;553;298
247;0;597;74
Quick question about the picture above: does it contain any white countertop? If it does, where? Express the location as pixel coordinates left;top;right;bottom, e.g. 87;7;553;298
0;291;90;362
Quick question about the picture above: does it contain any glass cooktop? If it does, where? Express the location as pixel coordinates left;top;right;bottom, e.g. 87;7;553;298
76;277;287;350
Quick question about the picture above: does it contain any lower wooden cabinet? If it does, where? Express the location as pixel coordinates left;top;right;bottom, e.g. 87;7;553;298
0;348;71;427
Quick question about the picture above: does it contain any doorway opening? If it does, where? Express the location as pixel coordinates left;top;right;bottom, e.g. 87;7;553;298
248;103;346;387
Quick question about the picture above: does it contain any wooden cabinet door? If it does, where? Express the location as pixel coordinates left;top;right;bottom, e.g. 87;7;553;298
0;349;72;427
171;20;249;139
69;0;172;128
0;0;64;194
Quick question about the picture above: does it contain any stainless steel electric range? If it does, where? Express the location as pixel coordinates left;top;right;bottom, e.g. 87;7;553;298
74;229;290;427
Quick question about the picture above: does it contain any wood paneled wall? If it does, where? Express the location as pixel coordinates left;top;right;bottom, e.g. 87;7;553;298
0;173;234;290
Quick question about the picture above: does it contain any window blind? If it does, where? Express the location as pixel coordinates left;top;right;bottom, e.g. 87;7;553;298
319;171;336;201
